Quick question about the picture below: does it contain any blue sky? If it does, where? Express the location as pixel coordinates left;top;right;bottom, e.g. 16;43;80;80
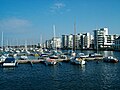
0;0;120;45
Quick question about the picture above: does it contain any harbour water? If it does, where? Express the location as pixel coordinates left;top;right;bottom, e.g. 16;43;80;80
0;51;120;90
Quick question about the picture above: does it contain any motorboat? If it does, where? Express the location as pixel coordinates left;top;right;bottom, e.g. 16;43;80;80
20;55;28;60
103;56;119;63
2;57;17;67
89;53;103;58
44;57;57;65
78;53;89;58
49;54;59;59
70;57;86;65
0;55;7;63
40;53;49;59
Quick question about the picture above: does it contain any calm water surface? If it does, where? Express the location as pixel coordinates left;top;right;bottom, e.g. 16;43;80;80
0;51;120;90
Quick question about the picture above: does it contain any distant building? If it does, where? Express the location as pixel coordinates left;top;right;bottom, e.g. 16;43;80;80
67;34;73;49
62;35;68;49
94;28;109;49
45;37;61;49
72;34;81;50
80;33;91;49
52;37;61;49
90;35;94;48
94;27;119;49
62;34;73;49
114;36;120;50
62;33;91;49
76;34;81;49
45;40;52;49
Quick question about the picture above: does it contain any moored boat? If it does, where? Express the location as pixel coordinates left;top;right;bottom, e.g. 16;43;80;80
103;56;119;63
20;55;28;60
78;53;89;58
70;57;86;65
44;57;57;65
0;55;7;63
89;53;103;58
2;57;17;67
49;55;59;59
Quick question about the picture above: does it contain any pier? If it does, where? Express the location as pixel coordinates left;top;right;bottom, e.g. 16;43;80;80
16;59;44;64
85;57;103;61
15;58;69;66
0;57;103;67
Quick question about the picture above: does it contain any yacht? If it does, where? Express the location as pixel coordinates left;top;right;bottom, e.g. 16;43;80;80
103;56;119;63
2;57;17;67
70;56;86;65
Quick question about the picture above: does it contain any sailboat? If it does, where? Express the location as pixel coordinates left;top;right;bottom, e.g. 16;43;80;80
1;32;4;51
70;21;86;65
44;25;58;65
89;34;103;59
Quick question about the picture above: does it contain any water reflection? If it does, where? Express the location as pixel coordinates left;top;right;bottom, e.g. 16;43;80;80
2;67;16;72
101;63;119;90
104;51;113;57
0;51;120;90
81;64;85;72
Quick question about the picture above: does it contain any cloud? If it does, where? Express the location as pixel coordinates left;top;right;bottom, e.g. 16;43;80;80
50;2;67;13
0;18;31;33
53;3;65;9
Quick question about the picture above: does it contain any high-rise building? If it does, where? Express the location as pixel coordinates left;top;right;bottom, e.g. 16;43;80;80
94;27;119;49
80;33;91;49
52;37;61;49
67;34;73;49
62;35;68;49
94;28;108;49
114;36;120;50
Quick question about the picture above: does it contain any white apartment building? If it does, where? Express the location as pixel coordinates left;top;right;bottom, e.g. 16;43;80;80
52;37;61;49
62;35;68;48
114;36;120;50
94;28;108;49
94;27;119;49
80;33;91;49
62;34;73;49
67;34;73;49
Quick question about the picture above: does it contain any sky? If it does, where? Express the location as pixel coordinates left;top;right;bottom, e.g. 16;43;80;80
0;0;120;45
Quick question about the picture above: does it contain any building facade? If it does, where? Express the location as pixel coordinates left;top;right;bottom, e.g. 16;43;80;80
94;28;108;49
62;35;68;49
80;33;91;49
94;27;119;50
113;36;120;50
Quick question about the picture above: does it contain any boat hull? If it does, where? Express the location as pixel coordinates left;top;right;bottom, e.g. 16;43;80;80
45;58;57;65
2;63;17;67
103;56;119;63
70;57;86;65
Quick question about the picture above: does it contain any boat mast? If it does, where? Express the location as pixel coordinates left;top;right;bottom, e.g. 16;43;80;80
73;20;76;51
1;31;3;51
25;40;27;51
40;35;42;48
53;25;56;50
96;31;98;53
